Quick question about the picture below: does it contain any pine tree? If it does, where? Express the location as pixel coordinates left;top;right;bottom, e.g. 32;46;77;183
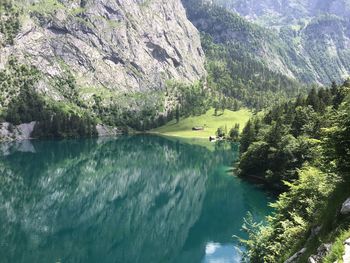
175;105;180;123
240;120;256;153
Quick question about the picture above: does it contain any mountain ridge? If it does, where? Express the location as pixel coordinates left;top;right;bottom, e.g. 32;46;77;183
182;0;350;85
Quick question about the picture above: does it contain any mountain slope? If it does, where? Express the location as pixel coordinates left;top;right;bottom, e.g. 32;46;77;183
183;0;350;85
0;0;206;132
1;0;205;91
212;0;350;27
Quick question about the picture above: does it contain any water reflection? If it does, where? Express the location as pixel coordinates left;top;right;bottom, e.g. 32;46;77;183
0;136;272;263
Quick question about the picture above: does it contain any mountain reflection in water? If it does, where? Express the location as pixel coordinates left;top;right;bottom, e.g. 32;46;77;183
0;135;272;263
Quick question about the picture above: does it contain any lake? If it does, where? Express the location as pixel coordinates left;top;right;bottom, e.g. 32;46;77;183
0;135;273;263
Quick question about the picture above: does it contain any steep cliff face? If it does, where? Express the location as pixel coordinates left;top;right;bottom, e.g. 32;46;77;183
299;15;350;83
0;0;205;106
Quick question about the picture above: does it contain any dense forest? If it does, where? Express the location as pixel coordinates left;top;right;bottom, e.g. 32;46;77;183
0;0;309;137
238;80;350;262
181;0;306;110
202;34;303;110
0;58;97;138
0;0;20;46
0;57;212;136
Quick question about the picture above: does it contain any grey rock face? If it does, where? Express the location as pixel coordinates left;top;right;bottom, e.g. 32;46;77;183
213;0;350;26
344;238;350;263
308;243;332;263
96;124;122;137
1;0;206;96
341;197;350;215
0;122;36;141
200;0;350;84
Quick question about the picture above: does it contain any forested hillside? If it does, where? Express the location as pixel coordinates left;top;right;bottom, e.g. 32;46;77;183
202;34;302;110
212;0;350;27
0;0;209;137
238;80;350;262
182;0;350;85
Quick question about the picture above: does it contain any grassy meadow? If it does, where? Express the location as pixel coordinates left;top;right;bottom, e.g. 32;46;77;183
151;108;252;139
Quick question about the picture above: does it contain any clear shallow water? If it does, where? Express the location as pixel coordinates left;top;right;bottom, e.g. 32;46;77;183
0;135;272;263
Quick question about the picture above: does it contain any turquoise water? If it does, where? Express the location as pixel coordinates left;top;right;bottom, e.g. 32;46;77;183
0;135;272;263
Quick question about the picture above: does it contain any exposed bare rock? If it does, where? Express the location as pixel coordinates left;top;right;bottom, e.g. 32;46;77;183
343;238;350;263
96;124;122;137
308;243;332;263
1;0;206;95
0;122;36;141
341;198;350;215
284;248;306;263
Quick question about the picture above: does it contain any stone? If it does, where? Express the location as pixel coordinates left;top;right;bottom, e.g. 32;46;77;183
341;198;350;215
284;248;306;263
308;244;332;263
0;122;36;142
343;238;350;263
96;124;122;137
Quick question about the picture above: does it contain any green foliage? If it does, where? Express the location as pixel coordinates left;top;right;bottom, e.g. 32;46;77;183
1;59;97;138
323;229;350;263
239;81;350;262
82;79;211;131
0;0;20;46
51;70;88;110
1;58;42;123
166;80;211;118
229;123;240;141
238;85;336;189
28;0;65;18
244;167;338;263
181;0;306;110
216;126;226;138
202;31;303;110
32;109;97;138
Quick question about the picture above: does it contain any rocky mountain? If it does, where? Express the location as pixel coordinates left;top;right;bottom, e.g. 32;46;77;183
0;0;206;130
212;0;350;27
183;0;350;85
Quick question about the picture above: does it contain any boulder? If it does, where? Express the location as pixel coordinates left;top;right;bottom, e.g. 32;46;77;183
340;198;350;215
0;122;36;142
308;244;332;263
343;238;350;263
96;124;122;137
284;248;306;263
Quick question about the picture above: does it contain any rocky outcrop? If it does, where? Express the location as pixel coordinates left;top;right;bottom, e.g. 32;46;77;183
343;238;350;262
284;248;306;263
1;0;205;95
308;243;332;263
0;0;206;127
341;198;350;215
0;122;36;141
96;124;122;137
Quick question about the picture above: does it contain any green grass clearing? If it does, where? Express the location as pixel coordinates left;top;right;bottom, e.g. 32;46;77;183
151;108;252;139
